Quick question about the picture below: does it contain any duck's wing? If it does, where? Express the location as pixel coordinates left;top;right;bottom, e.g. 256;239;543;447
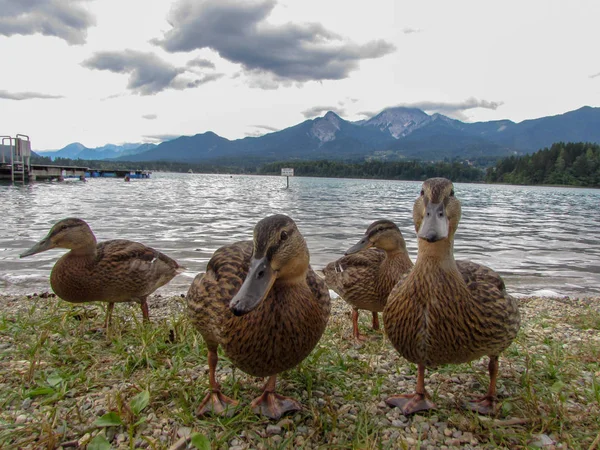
186;241;253;342
322;248;385;304
307;266;332;319
456;260;507;294
95;239;182;295
456;259;521;349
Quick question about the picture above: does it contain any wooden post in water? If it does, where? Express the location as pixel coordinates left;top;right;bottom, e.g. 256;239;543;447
281;167;294;189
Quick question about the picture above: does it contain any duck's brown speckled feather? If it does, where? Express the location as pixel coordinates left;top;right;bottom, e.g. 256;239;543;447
50;239;182;304
385;260;519;367
323;249;411;312
187;240;331;377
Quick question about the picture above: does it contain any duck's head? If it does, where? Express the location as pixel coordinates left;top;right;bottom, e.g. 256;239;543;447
20;218;96;258
229;214;309;316
413;178;461;243
345;219;407;255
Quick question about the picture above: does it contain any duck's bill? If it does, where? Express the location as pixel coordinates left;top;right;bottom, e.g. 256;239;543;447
345;236;372;255
20;238;53;258
417;202;449;242
229;256;276;316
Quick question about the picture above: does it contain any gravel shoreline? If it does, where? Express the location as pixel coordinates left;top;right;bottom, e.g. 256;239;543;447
1;292;599;449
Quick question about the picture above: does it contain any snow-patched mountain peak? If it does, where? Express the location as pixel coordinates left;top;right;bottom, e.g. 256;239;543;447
310;111;342;143
362;107;431;139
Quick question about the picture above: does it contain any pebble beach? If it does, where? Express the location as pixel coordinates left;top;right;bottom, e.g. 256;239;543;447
0;291;599;449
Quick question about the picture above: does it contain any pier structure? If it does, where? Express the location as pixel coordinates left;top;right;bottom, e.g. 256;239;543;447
0;134;151;182
1;134;31;182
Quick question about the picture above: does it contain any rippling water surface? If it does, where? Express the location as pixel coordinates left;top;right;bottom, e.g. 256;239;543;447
1;173;599;297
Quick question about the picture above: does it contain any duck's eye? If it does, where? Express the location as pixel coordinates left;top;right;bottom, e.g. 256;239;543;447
450;189;455;197
420;189;424;196
280;230;288;241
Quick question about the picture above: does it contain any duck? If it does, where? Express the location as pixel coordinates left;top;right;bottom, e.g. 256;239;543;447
323;220;413;341
186;214;331;419
383;178;520;415
20;218;184;328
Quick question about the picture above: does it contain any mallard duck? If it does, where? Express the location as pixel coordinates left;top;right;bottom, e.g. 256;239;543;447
19;218;183;328
186;214;331;419
383;178;520;415
323;220;413;341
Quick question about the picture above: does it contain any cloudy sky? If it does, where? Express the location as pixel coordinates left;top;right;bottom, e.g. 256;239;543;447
1;0;599;150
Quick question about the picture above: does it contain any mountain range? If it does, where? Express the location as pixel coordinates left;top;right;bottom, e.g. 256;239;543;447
35;105;600;164
36;142;156;160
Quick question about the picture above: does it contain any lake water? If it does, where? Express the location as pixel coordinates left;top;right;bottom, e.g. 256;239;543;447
1;173;599;298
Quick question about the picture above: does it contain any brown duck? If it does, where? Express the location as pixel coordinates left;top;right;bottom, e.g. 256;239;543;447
186;214;331;419
20;218;183;328
383;178;520;415
323;220;413;341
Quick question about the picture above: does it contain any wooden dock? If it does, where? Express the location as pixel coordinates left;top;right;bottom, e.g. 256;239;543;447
0;163;151;181
1;134;151;182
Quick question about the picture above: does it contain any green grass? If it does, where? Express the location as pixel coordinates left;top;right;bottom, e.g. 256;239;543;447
0;295;599;449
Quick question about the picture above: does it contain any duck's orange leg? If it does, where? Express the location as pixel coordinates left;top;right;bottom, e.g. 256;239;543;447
250;375;301;420
465;355;499;415
352;309;367;342
371;311;380;330
104;303;115;329
196;347;238;417
386;364;436;415
140;297;150;322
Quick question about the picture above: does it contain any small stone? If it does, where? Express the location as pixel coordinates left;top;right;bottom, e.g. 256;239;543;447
530;434;555;447
462;431;474;443
21;398;32;409
177;427;192;438
15;414;27;424
277;418;293;429
266;424;282;436
443;428;453;437
391;419;404;427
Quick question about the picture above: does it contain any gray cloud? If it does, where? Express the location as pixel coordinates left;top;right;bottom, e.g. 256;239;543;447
301;105;345;118
143;134;181;143
152;0;395;84
82;50;222;95
402;27;422;34
0;0;95;45
142;114;158;120
360;97;504;121
171;72;224;89
590;72;600;79
245;124;280;137
0;90;63;100
187;57;216;69
252;124;279;132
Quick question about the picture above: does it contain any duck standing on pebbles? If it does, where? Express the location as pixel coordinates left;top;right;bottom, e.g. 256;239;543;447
323;220;413;341
186;214;331;419
383;178;520;415
20;218;184;328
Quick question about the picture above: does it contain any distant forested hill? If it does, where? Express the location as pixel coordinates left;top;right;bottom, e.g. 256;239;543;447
485;142;600;187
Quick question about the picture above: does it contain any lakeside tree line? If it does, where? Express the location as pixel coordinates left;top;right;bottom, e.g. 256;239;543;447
258;160;484;182
485;142;600;187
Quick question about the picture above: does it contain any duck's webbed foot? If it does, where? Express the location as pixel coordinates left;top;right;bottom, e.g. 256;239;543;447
385;393;436;415
250;391;301;420
196;389;238;417
464;395;498;415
